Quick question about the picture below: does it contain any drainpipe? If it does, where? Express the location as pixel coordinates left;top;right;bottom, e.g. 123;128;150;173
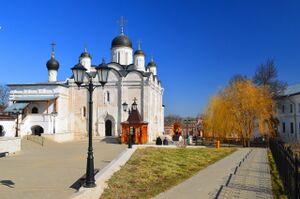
287;95;297;140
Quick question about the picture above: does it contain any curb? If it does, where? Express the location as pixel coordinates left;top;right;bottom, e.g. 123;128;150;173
71;145;206;199
71;146;137;199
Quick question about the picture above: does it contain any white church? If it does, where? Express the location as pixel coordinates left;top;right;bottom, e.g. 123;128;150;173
1;22;164;143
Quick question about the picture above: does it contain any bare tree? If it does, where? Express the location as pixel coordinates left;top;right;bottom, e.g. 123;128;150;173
164;115;182;126
0;85;9;111
229;74;248;85
253;59;287;96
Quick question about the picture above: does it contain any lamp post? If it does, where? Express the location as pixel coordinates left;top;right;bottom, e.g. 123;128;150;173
184;119;191;145
122;100;138;149
71;59;110;188
122;102;132;148
51;111;57;134
13;108;22;137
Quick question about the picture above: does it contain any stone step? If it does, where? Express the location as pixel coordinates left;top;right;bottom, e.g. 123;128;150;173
79;136;121;144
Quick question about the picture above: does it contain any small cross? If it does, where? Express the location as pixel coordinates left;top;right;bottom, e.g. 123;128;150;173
118;16;127;34
150;55;154;62
50;42;56;58
133;97;137;103
50;42;56;51
84;43;88;52
137;40;141;50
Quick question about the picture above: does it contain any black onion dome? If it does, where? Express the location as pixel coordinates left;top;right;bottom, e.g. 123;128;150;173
111;34;132;48
80;51;91;58
46;58;59;70
134;49;145;56
147;60;156;67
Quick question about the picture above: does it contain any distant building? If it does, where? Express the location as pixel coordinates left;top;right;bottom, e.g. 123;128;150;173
276;83;300;141
163;117;203;137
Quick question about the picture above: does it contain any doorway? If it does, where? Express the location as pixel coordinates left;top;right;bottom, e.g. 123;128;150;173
31;125;44;136
105;120;112;136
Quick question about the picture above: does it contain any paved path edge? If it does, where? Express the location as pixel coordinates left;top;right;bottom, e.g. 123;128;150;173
71;145;206;199
71;146;137;199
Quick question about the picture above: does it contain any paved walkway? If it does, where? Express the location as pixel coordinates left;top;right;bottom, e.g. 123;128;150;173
218;148;272;199
155;148;272;199
0;138;126;199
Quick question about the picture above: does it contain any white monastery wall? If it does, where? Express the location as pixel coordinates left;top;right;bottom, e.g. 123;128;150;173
0;120;15;137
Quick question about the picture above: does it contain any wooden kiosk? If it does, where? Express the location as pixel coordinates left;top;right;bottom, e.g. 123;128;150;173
121;100;148;144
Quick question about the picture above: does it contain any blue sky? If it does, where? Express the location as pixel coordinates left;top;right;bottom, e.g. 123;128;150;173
1;0;300;117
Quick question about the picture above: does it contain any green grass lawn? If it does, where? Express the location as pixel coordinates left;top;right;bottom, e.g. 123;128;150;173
267;150;287;199
100;147;236;199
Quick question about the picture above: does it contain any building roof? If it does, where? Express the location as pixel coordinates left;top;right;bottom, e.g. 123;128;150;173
12;96;57;102
0;114;15;120
147;60;156;67
122;108;148;125
279;83;300;97
80;50;92;59
8;81;68;88
4;103;28;113
46;57;59;70
111;34;132;48
134;49;145;56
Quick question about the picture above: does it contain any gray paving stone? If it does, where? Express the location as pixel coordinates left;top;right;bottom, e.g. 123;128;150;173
155;148;251;199
219;148;273;199
155;148;273;199
0;139;126;199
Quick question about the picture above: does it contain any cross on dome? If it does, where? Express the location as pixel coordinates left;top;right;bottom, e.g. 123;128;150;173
118;16;127;35
138;40;141;50
133;97;137;103
50;42;56;58
151;56;154;62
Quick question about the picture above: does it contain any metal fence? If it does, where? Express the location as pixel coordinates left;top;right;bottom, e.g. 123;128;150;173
269;139;300;199
194;137;268;147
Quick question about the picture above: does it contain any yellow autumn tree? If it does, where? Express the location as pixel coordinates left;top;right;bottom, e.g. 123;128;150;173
203;79;275;146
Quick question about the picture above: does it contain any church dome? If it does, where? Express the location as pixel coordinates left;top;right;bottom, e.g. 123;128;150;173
112;34;132;48
80;51;91;59
147;60;156;67
46;58;59;70
134;49;144;56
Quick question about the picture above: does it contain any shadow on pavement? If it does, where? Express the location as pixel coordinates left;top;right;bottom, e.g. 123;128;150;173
100;137;120;144
0;180;15;188
69;169;99;191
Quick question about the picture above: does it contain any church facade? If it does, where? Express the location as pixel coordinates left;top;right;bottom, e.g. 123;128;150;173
2;25;164;143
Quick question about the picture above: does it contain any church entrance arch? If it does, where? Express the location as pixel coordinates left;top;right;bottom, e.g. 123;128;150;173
31;125;44;136
105;120;112;136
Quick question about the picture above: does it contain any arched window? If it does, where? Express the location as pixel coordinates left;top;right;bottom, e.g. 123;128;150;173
104;91;110;104
107;92;110;103
125;52;128;64
82;106;86;118
32;107;39;114
117;52;121;63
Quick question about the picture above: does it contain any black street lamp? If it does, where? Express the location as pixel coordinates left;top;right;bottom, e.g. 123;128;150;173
51;111;57;134
184;119;191;145
12;108;22;137
71;59;110;188
122;100;137;149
